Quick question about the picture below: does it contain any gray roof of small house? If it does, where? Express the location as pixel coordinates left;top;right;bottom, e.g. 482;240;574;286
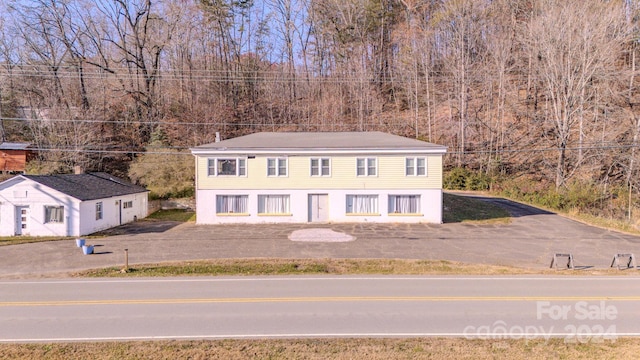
0;142;32;150
192;132;447;152
21;172;147;201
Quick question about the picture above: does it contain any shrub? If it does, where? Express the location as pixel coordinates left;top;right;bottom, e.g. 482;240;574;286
444;167;491;191
444;167;471;190
128;136;195;199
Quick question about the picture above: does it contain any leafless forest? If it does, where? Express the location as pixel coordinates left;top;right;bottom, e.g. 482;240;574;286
1;0;640;216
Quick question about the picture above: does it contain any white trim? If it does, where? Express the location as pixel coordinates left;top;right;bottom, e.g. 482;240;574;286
192;148;446;156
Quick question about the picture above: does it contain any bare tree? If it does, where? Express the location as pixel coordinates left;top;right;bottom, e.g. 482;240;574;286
525;0;630;188
433;0;487;166
83;0;181;142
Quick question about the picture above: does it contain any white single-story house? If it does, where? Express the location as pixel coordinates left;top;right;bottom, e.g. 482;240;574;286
0;172;149;237
191;131;447;224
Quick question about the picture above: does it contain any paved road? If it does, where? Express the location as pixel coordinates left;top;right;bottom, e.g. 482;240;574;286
1;276;639;342
1;194;640;278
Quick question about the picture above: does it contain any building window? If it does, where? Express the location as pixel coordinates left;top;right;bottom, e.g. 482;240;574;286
123;201;133;209
310;158;330;176
356;158;377;176
267;158;287;176
207;158;246;176
258;195;290;214
96;202;103;220
405;157;427;176
44;206;64;223
346;195;378;214
389;195;420;214
216;195;248;214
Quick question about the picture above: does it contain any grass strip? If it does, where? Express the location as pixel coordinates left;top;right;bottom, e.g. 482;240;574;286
146;209;196;222
73;258;632;278
443;193;511;224
1;337;637;359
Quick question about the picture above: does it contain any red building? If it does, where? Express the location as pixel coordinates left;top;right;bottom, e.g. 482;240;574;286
0;143;35;174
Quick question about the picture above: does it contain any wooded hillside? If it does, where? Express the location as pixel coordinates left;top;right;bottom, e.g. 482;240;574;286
1;0;639;213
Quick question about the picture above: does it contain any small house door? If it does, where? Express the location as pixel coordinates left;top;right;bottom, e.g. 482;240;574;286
15;206;29;236
308;194;329;222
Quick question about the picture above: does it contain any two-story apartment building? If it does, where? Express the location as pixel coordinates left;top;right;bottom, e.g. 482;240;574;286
190;132;447;224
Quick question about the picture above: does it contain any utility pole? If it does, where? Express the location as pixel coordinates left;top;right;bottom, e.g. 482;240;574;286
0;86;5;142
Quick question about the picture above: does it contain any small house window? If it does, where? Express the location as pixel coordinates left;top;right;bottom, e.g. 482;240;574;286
123;201;133;209
96;202;103;220
44;206;64;223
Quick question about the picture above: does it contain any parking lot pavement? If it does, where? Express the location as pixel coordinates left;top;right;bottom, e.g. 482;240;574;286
1;197;640;278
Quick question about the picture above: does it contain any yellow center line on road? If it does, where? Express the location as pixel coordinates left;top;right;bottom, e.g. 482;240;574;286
2;296;640;307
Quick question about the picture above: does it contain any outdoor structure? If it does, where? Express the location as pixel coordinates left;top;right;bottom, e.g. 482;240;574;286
191;131;447;224
0;172;148;236
0;142;35;174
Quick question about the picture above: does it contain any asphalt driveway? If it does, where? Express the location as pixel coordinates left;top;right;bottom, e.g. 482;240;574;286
1;195;639;278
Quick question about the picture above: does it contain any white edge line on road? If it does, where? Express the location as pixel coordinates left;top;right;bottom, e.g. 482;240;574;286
2;276;640;285
2;333;640;342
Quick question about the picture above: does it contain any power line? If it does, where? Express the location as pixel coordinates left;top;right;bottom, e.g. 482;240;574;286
22;142;640;157
0;66;539;83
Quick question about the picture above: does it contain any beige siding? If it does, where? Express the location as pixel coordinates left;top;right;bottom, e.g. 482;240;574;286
197;154;443;190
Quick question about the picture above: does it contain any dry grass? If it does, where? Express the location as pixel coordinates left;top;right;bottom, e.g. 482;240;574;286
146;209;196;222
73;258;638;278
0;236;72;246
75;258;543;277
1;338;639;359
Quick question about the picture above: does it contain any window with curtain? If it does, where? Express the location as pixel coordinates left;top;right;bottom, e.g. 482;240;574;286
258;195;290;214
216;195;248;213
388;195;420;214
44;206;64;223
346;195;378;214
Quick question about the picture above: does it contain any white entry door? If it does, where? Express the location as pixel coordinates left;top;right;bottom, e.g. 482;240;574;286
15;206;29;236
308;194;329;222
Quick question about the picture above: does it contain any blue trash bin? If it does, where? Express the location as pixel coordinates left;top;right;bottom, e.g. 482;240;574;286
82;245;94;255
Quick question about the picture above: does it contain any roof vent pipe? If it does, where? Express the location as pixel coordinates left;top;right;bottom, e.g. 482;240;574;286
215;132;221;143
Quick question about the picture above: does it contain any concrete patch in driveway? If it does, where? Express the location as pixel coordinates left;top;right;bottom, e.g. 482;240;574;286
289;228;355;242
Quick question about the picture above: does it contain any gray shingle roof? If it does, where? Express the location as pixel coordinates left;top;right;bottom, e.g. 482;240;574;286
22;172;147;201
0;142;32;150
192;131;447;152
